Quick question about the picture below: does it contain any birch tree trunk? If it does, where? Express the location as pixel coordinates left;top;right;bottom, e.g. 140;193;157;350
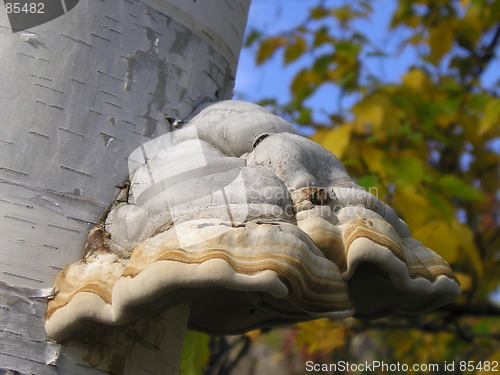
0;1;250;373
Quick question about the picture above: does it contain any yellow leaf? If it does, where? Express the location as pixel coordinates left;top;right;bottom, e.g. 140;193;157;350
394;188;431;229
256;36;288;64
404;15;421;28
402;68;431;91
414;219;482;275
451;220;483;277
284;35;307;64
479;98;500;136
460;113;481;145
413;221;461;263
245;329;261;341
332;5;353;25
454;272;472;292
291;68;319;96
429;22;455;64
313;124;352;158
353;93;402;132
296;319;347;355
459;5;483;47
359;144;387;177
352;99;385;128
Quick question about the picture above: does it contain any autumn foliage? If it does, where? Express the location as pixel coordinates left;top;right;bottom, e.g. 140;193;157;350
230;0;500;374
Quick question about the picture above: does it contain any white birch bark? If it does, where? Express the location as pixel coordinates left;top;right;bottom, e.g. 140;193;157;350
0;1;250;373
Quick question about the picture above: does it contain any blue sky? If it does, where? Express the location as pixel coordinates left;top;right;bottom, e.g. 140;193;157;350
234;0;419;115
234;0;500;113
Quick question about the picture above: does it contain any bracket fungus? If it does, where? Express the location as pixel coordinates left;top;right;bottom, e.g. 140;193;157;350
45;100;460;342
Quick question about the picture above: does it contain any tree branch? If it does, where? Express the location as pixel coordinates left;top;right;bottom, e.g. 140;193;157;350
472;23;500;79
440;303;500;317
352;318;500;343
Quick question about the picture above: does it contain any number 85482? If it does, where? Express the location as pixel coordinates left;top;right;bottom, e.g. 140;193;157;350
5;3;45;14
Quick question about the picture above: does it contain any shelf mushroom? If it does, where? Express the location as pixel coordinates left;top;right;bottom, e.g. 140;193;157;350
45;100;460;343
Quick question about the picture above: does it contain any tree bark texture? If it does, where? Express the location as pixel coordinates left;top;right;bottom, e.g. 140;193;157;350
0;0;250;373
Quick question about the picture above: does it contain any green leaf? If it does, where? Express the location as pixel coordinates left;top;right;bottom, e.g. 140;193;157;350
284;35;307;65
310;6;329;19
180;331;210;375
335;40;362;56
312;54;334;75
386;156;424;184
468;93;490;112
332;5;355;26
479;98;500;135
415;101;441;126
244;28;262;47
296;107;312;124
450;55;476;78
442;94;462;115
390;0;414;28
256;36;288;65
313;26;334;47
336;70;358;88
428;22;455;64
425;189;455;220
438;175;485;202
356;174;380;191
290;68;318;101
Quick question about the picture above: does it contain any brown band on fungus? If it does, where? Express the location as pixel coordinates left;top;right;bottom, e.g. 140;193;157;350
121;222;352;313
46;282;113;320
125;249;351;313
341;218;457;283
296;216;346;271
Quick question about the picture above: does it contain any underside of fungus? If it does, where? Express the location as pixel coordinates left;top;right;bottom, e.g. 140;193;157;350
45;100;461;341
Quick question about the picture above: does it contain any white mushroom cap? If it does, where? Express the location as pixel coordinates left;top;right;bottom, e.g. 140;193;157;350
45;100;460;341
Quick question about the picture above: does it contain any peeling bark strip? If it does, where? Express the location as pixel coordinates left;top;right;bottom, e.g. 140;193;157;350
0;281;187;375
0;0;251;374
0;281;60;374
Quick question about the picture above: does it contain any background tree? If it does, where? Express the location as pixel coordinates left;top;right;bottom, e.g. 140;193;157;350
218;0;500;373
